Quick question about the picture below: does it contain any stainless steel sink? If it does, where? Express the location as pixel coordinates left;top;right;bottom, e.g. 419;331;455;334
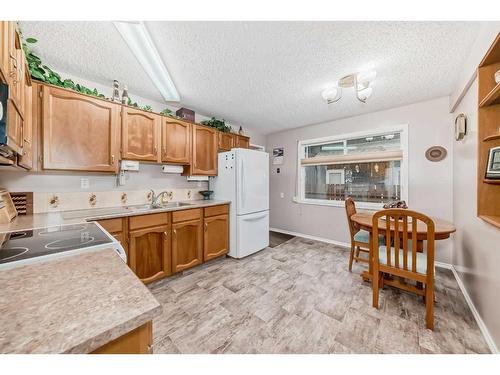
61;202;196;219
126;202;194;211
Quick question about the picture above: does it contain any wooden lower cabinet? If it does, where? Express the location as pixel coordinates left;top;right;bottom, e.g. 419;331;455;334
129;224;171;284
172;218;203;273
204;214;229;261
92;321;152;354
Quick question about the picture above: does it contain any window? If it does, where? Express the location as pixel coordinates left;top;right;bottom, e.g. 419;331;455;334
297;126;408;209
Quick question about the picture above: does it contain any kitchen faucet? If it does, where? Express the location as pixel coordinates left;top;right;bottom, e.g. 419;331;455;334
150;189;169;208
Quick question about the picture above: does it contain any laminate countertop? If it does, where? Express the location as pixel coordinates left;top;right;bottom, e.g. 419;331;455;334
0;248;162;353
0;199;231;232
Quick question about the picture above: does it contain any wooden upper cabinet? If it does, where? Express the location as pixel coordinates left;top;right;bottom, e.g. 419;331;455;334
190;124;218;175
121;107;161;162
161;118;191;164
204;213;229;261
18;84;32;170
41;85;120;172
218;131;234;152
6;98;23;154
172;218;203;273
0;22;9;82
236;135;250;149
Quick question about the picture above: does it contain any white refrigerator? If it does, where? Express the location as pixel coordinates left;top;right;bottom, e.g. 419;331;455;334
212;148;269;258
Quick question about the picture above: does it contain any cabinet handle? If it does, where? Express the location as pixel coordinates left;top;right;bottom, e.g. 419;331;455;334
111;155;115;164
204;222;208;231
163;231;168;239
173;229;177;236
154;146;157;155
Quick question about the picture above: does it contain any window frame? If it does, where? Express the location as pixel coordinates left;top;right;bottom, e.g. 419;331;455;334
296;124;409;210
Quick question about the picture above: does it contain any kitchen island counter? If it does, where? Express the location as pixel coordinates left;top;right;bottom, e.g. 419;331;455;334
0;248;162;353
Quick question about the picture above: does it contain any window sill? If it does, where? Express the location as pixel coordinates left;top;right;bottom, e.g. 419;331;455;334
294;198;384;211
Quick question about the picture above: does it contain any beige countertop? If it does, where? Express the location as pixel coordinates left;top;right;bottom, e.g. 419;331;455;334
0;199;231;232
0;248;162;353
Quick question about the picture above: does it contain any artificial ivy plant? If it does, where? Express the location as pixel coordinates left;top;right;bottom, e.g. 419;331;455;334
201;117;232;133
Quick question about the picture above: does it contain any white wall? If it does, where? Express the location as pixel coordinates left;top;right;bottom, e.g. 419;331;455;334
452;77;500;350
267;96;454;263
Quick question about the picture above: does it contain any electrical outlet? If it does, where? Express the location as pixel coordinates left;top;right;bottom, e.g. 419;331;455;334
280;192;284;198
80;178;90;189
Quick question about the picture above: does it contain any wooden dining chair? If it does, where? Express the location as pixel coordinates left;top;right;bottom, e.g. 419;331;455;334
371;209;436;330
345;198;370;272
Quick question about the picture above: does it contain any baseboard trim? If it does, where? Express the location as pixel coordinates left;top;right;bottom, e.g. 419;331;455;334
270;227;498;353
270;227;351;249
449;266;498;354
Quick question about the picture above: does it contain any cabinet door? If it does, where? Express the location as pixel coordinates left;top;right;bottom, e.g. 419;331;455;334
18;84;32;169
218;132;234;152
162;118;191;164
42;85;120;172
191;124;218;175
6;25;22;108
129;225;171;284
6;99;23;154
172;219;203;273
236;135;250;149
0;22;9;84
204;214;229;261
122;107;160;162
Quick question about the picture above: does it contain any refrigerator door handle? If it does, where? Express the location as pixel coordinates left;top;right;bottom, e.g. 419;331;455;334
239;158;244;208
242;211;268;221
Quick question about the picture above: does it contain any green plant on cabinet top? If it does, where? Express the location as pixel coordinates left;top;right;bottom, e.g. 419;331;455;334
201;117;232;133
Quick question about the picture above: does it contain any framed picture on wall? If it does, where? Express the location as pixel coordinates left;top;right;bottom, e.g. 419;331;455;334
486;146;500;179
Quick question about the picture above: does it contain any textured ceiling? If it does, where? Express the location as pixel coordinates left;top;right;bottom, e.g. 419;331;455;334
20;21;481;134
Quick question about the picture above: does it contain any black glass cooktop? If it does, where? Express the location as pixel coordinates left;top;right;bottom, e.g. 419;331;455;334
0;223;114;264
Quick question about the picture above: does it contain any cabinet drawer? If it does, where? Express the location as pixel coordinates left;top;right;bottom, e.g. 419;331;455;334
129;212;170;231
98;218;123;233
204;204;229;217
172;208;202;223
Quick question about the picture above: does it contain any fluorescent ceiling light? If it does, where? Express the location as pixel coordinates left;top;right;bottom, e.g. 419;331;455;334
114;21;180;102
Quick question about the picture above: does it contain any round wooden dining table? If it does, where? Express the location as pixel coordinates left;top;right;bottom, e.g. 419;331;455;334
350;211;456;279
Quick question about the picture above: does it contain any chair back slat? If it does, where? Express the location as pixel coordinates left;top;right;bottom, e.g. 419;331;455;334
411;219;417;273
402;216;408;270
385;215;391;266
394;214;400;268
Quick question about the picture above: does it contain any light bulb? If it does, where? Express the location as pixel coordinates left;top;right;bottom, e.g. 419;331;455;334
321;86;342;103
357;86;373;102
357;70;377;84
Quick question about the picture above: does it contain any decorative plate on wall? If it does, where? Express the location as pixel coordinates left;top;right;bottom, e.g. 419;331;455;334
425;146;447;162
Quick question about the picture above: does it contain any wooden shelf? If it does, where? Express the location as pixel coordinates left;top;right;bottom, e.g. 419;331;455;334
479;215;500;229
483;133;500;142
483;178;500;184
479;82;500;107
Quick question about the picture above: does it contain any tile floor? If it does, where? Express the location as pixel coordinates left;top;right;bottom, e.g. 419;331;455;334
149;236;490;354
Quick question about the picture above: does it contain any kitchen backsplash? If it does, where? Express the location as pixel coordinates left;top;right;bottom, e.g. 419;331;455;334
33;188;205;213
